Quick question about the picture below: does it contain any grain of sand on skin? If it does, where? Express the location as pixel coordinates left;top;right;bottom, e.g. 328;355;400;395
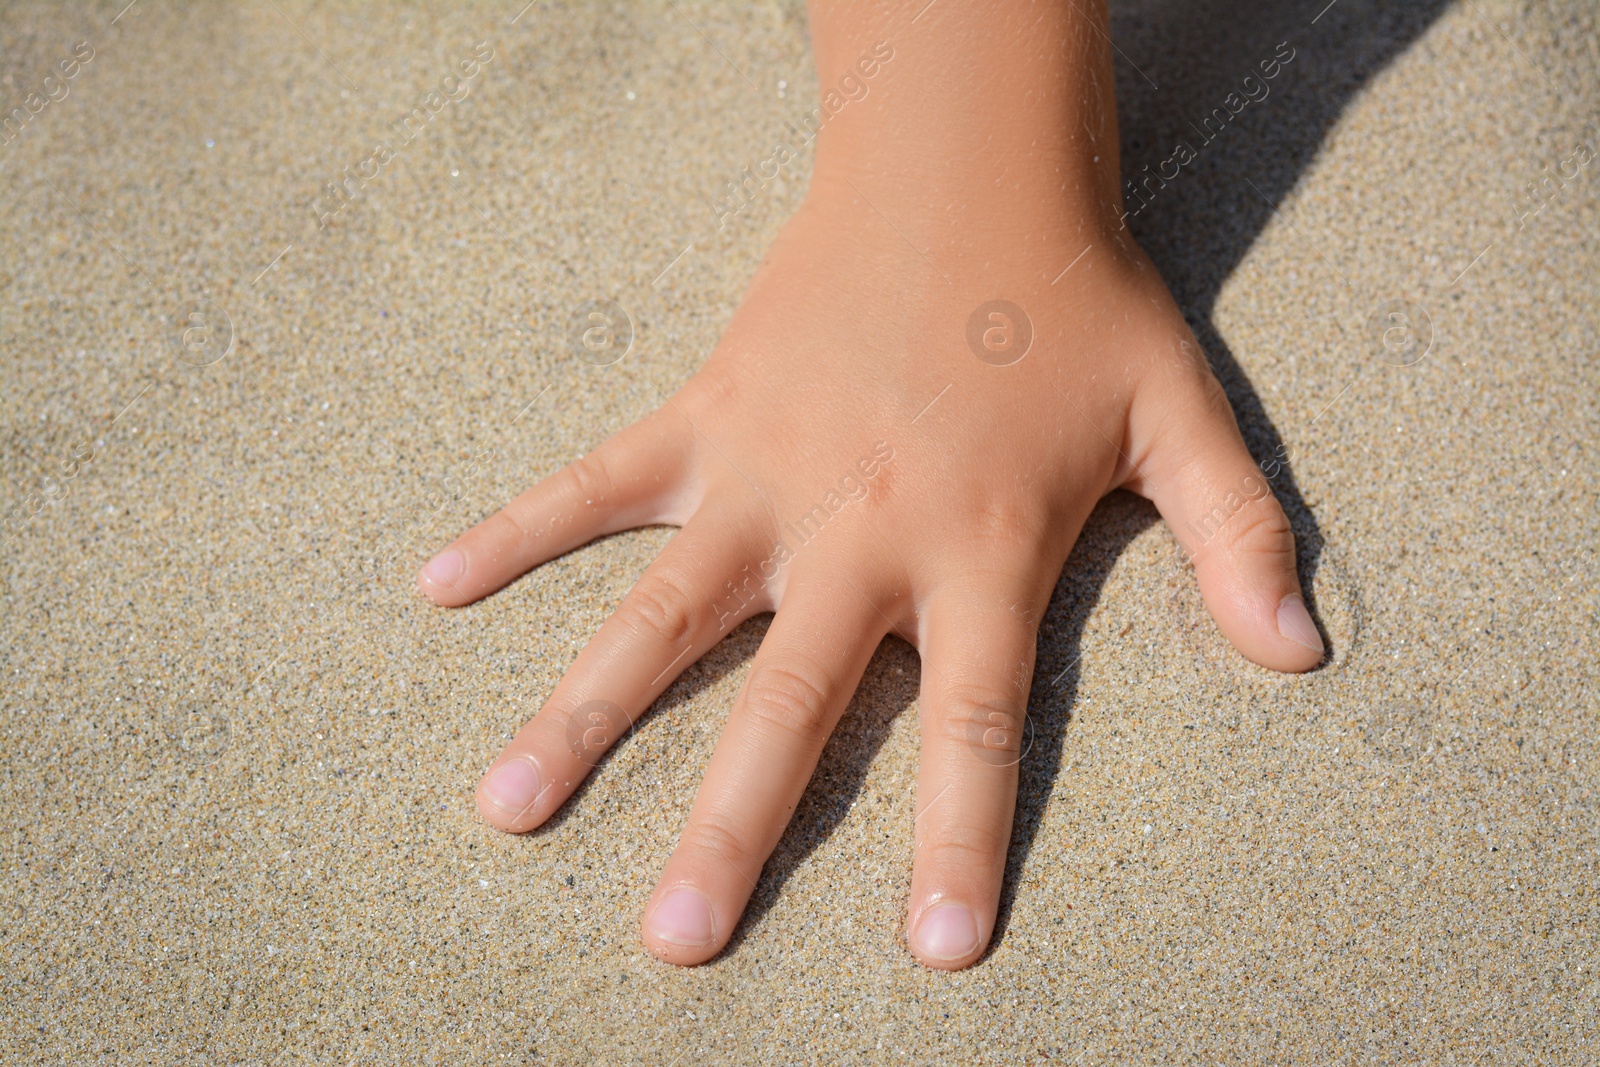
0;0;1596;1063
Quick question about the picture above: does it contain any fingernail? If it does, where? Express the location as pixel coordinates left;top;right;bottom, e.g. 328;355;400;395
481;756;542;817
1276;593;1325;654
913;903;980;961
421;548;464;588
648;888;716;947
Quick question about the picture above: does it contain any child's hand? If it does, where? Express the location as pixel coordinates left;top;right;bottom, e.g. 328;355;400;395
418;174;1322;968
419;1;1323;969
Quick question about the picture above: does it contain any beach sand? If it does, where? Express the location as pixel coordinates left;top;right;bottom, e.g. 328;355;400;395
1;0;1596;1062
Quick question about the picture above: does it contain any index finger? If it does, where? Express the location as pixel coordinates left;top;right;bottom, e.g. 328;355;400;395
418;409;692;606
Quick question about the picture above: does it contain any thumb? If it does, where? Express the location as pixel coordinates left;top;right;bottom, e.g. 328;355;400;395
1131;371;1324;672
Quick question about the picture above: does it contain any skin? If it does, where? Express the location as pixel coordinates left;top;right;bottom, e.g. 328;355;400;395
419;0;1325;970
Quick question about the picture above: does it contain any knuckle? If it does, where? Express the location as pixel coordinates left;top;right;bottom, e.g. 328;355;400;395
617;569;703;647
560;450;619;506
923;822;1010;870
742;660;833;744
484;506;531;546
1154;365;1235;462
1221;499;1296;563
964;497;1048;557
675;368;746;424
679;813;754;873
1188;367;1238;427
1161;334;1213;379
938;683;1027;756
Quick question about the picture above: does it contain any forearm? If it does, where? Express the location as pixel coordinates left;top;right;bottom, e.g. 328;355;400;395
806;0;1126;238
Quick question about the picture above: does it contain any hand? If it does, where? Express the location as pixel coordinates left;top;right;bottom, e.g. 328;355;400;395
420;0;1324;969
416;164;1324;967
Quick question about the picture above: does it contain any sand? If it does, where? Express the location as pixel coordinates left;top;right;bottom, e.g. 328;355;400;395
1;0;1596;1063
